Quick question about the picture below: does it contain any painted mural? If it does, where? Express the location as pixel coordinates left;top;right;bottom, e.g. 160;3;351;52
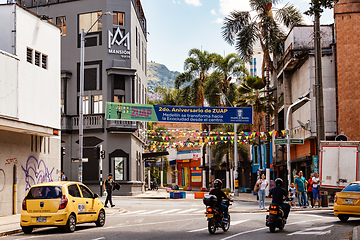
21;156;54;191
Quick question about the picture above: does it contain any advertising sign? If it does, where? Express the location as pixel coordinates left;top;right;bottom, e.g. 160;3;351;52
106;102;253;124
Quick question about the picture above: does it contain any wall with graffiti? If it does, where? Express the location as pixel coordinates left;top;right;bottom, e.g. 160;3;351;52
0;130;61;216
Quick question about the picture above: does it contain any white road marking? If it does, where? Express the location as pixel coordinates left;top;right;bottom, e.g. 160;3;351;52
92;237;106;240
288;224;333;236
159;209;181;214
176;208;198;214
138;209;164;215
121;210;147;215
187;219;248;233
194;209;206;214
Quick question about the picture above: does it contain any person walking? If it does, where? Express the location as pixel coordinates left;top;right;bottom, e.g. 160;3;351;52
256;174;268;210
312;171;322;208
103;173;115;208
289;182;296;209
295;171;308;208
307;173;314;208
61;171;67;181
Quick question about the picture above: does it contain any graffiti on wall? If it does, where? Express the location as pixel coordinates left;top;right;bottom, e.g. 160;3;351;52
21;156;54;191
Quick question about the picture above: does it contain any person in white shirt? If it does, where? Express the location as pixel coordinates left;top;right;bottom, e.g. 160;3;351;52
312;171;322;208
256;174;268;209
289;182;296;208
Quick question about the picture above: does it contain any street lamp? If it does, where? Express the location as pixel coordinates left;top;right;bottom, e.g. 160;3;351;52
285;97;311;189
79;11;112;183
216;93;239;196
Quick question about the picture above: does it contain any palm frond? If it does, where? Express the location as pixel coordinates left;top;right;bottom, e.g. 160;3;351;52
235;22;259;62
275;3;303;28
222;11;251;45
174;72;192;89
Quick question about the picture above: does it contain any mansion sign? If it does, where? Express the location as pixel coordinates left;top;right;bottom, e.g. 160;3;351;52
108;27;130;59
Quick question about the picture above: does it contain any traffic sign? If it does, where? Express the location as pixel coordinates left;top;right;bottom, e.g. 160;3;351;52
274;139;288;145
290;139;304;144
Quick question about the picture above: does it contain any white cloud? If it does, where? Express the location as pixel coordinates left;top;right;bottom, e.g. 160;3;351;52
172;0;181;4
210;9;217;15
185;0;202;7
214;17;224;24
218;0;251;15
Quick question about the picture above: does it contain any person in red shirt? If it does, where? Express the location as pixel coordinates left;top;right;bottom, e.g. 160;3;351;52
307;173;314;208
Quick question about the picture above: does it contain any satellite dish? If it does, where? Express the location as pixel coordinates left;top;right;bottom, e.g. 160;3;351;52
297;120;306;129
335;134;348;141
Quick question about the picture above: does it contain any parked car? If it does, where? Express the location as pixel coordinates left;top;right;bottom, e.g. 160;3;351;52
21;181;105;234
334;181;360;222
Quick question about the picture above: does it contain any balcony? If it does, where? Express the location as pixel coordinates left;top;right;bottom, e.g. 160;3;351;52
106;119;139;132
61;114;104;133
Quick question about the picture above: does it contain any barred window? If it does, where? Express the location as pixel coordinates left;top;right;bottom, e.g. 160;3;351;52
35;51;41;66
27;48;33;63
42;54;47;69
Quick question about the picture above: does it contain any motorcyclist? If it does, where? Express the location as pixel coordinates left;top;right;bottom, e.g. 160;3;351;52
269;178;290;220
209;179;233;220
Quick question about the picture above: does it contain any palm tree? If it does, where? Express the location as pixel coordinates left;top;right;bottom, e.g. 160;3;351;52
175;48;216;107
222;0;302;168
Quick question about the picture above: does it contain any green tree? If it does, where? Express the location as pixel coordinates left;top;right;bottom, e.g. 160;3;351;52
152;86;180;106
175;48;216;107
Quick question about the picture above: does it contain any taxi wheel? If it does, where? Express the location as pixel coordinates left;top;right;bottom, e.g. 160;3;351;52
338;215;349;222
64;214;76;233
96;209;106;227
22;226;33;234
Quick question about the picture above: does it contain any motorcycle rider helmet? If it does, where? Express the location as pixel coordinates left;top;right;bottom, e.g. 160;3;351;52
214;179;222;188
275;178;283;187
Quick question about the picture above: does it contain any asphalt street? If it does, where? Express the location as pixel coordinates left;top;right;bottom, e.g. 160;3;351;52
2;198;357;240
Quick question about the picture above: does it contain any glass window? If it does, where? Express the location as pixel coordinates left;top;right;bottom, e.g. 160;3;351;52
79;12;102;34
113;12;124;26
27;186;62;199
82;96;89;114
68;184;81;197
79;185;94;198
114;157;125;181
114;95;124;103
56;16;66;36
92;95;103;114
343;183;360;192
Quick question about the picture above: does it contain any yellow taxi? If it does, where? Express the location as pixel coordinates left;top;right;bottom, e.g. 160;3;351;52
21;181;105;234
334;181;360;222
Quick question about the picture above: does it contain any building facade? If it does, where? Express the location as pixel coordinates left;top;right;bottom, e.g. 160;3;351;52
22;0;148;195
0;3;61;216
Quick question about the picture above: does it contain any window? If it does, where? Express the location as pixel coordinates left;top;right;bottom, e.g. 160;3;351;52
92;95;103;114
42;54;47;69
114;95;124;103
27;186;62;199
56;16;66;36
113;12;124;26
114;157;126;181
68;184;81;197
79;185;93;198
82;96;89;114
27;48;33;63
35;51;41;66
79;12;102;33
343;183;360;192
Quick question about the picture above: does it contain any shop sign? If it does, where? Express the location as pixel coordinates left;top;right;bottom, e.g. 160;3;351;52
108;27;130;59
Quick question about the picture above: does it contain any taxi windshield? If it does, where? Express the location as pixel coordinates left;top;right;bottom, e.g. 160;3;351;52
27;186;62;199
343;183;360;192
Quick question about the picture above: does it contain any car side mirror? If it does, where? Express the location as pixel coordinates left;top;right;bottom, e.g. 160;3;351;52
93;193;99;198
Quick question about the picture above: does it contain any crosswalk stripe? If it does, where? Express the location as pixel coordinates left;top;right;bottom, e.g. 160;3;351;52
138;209;164;215
176;208;198;214
160;209;181;214
122;210;147;215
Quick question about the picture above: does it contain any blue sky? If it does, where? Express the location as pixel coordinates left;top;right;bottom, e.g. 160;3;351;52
141;0;334;73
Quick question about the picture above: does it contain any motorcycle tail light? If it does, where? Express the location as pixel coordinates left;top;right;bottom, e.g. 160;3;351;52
207;208;213;213
59;195;68;210
22;197;27;211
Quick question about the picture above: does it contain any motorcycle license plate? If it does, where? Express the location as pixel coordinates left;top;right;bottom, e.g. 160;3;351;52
36;217;46;223
205;214;214;218
269;210;277;215
345;198;354;204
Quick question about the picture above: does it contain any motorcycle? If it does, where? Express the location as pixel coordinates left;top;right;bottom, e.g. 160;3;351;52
266;203;286;233
203;195;231;234
150;181;158;191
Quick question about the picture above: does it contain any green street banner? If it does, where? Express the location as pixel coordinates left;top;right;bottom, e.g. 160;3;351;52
106;102;253;124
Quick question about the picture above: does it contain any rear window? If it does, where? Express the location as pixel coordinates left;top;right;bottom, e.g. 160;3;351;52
343;183;360;192
27;186;62;199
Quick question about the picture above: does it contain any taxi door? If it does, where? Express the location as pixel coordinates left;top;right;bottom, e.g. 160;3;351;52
79;184;97;222
67;184;87;222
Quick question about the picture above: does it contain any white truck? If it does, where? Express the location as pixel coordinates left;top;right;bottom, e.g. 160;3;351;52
319;141;360;193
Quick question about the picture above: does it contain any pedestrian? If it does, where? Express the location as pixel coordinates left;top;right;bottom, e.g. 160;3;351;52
256;174;268;210
295;171;308;208
103;173;115;208
312;171;322;208
61;171;67;181
307;173;314;207
289;182;296;209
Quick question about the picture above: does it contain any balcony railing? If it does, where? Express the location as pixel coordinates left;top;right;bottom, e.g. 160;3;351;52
61;114;104;131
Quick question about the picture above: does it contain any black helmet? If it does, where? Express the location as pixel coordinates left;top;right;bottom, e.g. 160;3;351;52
214;179;222;188
275;178;283;187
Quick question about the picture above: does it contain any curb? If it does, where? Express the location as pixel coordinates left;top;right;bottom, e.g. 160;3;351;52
0;229;22;237
353;226;360;240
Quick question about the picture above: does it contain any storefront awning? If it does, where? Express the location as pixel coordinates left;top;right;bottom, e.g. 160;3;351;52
142;151;169;159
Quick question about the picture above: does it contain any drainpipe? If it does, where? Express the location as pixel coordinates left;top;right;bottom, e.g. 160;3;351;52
13;165;17;214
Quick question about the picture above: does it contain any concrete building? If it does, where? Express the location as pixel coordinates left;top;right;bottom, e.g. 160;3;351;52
22;0;148;195
334;0;360;141
0;2;61;216
274;25;337;184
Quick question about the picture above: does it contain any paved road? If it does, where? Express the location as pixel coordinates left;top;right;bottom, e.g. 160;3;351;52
4;198;356;240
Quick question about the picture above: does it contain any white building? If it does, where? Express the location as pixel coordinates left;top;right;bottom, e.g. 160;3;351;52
0;2;61;216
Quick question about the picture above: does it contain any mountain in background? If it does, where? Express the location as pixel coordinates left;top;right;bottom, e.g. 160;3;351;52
147;62;180;101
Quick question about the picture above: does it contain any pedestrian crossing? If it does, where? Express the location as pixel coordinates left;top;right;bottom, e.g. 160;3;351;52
120;208;207;216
